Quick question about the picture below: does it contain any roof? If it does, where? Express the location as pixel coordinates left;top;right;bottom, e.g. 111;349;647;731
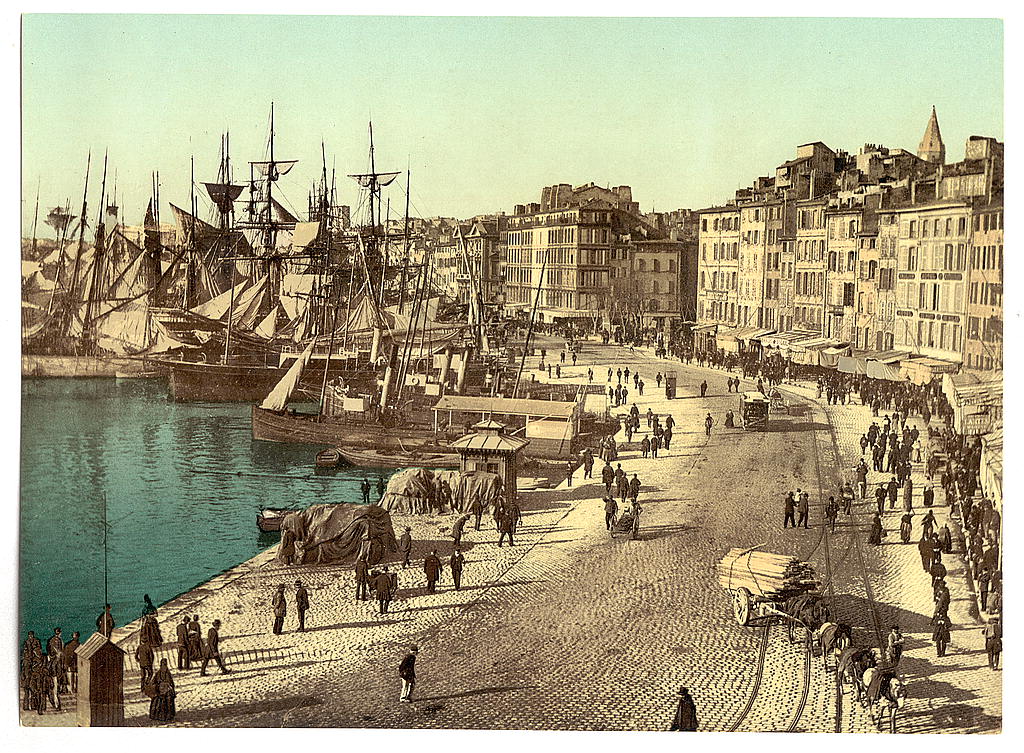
432;394;577;419
779;156;812;169
742;391;769;402
76;632;125;660
451;430;530;453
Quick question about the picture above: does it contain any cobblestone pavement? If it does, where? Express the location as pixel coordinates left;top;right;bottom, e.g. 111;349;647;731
22;338;997;732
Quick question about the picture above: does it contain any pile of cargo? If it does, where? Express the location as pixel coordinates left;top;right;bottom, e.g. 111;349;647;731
717;548;819;600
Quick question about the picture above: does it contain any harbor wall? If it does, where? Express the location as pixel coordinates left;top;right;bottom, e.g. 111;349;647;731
22;355;152;378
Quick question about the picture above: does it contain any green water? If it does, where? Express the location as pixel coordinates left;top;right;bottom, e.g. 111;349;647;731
19;378;390;640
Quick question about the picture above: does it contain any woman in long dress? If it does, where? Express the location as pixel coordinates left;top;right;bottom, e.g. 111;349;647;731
149;658;176;722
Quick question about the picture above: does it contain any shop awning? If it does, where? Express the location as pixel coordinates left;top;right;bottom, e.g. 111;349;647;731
759;330;818;350
741;328;776;343
866;359;903;381
837;355;867;375
901;355;961;385
692;323;718;334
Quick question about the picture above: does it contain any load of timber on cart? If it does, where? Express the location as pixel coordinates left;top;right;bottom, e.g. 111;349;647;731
717;548;819;599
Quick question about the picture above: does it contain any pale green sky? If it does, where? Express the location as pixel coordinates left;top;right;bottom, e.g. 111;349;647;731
21;15;1003;236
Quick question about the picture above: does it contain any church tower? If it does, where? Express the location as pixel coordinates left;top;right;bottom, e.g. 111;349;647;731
918;106;946;165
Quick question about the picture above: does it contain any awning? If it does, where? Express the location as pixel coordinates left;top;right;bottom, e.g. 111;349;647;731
866;359;903;382
692;323;718;334
837;355;867;375
818;344;852;368
759;330;818;350
901;355;961;385
741;328;776;343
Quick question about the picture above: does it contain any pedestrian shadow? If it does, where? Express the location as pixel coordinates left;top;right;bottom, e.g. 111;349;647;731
175;693;322;723
302;618;411;631
414;684;539;703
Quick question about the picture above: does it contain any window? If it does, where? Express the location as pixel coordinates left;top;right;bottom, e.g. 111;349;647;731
909;220;917;238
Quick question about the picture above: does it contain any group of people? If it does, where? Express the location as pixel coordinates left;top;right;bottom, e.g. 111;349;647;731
20;627;80;715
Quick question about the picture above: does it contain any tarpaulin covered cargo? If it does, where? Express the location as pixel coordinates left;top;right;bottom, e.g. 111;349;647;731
281;503;398;565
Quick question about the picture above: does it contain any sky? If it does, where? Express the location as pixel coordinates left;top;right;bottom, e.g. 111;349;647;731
20;15;1003;237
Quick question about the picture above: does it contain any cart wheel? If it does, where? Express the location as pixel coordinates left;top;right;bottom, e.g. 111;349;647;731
733;587;752;626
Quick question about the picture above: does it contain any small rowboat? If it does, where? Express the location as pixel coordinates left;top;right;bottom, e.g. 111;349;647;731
315;448;343;468
337;446;460;469
257;508;298;532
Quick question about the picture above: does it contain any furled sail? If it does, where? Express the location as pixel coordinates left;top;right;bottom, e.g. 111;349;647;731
203;182;246;214
260;340;315;411
251;160;297;180
348;171;401;188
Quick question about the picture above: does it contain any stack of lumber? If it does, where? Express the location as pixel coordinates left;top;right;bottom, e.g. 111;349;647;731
717;548;819;599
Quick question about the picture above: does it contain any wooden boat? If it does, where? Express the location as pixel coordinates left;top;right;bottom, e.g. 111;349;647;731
337;446;460;469
315;447;343;468
253;405;450;447
257;507;298;532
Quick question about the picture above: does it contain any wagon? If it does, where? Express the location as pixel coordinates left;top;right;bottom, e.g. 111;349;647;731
610;506;640;539
740;392;770;431
767;387;789;414
717;547;821;628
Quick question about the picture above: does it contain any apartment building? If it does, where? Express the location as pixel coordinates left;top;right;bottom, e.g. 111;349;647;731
965;203;1003;373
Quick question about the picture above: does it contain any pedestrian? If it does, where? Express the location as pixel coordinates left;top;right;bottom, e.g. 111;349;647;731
923;483;934;507
663;426;673;451
797;491;810;529
565;458;575;487
978;565;991;611
700;380;708;398
917;533;935;572
399;645;418;702
617;468;629;506
96;603;115;637
279;527;297;565
641;435;650;458
868;514;884;545
377;476;386;500
175;616;190;669
200;619;229;676
148;658;176;722
650;434;661;458
887;476;899;509
397;525;413;567
604;495;618;531
601;461;615;493
142;594;158;616
449;548;465;591
135;640;155;691
63;631;80;694
186;615;202;665
704;412;714;437
825;496;839;533
373;568;394;614
886;625;905;666
424;550;443;592
921;509;936;540
361;477;371;505
932;616;951;658
295;579;309;631
656;372;663;388
784;492;796;528
937;523;952;554
983;617;1002;670
629;473;641;504
670;686;698;731
452;513;471;548
355;556;370;601
900;512;913;544
860;434;869;455
582;448;594;478
272;584;287;635
902;477;914;513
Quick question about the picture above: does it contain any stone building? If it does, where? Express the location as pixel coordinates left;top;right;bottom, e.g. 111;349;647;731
964;202;1003;374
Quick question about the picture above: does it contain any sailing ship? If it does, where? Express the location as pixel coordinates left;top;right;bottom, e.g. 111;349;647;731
22;152;188;377
251;123;491;452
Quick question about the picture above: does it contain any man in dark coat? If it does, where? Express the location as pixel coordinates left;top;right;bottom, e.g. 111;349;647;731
700;380;708;398
887;477;899;509
921;509;936;540
604;495;618;531
629;473;641;503
398;526;413;568
373;569;394;614
449;549;465;591
452;514;470;548
670;686;698;731
601;462;615;493
187;615;202;663
272;584;287;635
376;476;386;500
355;556;370;601
797;491;810;529
784;492;796;528
932;616;951;657
295;580;309;631
900;513;914;543
176;616;191;669
200;619;229;676
135;640;155;691
423;550;443;592
96;604;115;637
498;511;515;547
399;646;418;702
983;617;1002;670
360;477;371;505
63;632;80;693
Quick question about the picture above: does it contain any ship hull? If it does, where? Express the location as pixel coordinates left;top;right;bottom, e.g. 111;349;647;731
252;406;450;451
22;355;166;379
166;360;287;402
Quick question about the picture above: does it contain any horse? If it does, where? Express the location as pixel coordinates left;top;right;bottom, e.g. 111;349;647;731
814;622;853;669
784;593;832;644
862;666;908;733
837;647;877;704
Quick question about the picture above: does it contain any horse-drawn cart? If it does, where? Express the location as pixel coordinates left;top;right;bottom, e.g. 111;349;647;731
717;547;822;628
610;504;641;540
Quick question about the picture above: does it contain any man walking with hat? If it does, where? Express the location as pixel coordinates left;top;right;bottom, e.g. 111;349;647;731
295;580;309;632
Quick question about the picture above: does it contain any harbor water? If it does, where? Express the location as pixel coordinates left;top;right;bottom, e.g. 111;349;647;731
19;377;391;640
